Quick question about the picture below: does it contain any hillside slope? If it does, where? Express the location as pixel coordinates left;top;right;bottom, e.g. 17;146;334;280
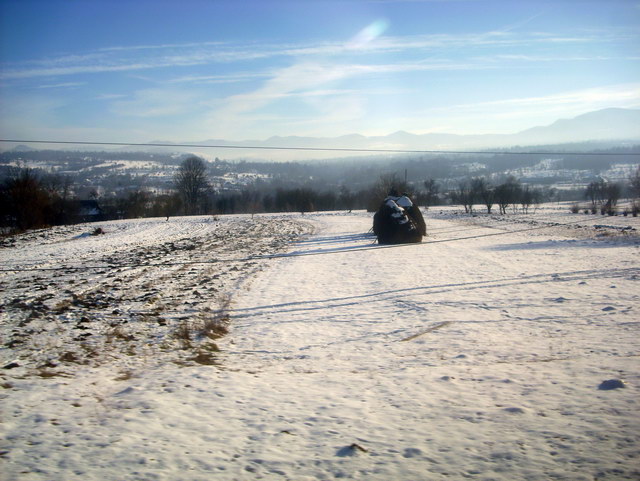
1;209;639;480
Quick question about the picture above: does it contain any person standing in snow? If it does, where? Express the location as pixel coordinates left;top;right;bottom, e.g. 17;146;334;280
373;192;425;244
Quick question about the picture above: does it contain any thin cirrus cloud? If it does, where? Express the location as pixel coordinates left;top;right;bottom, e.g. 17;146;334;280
189;19;635;138
2;13;636;143
95;93;128;100
199;19;499;122
97;41;228;52
0;27;620;81
168;72;273;85
35;82;86;89
209;59;493;118
201;22;389;136
355;84;640;136
169;59;492;89
426;84;640;119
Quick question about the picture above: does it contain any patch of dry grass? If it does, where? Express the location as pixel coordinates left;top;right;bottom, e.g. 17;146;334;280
171;295;232;353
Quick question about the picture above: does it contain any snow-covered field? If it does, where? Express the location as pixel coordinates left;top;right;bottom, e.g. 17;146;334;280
1;206;639;480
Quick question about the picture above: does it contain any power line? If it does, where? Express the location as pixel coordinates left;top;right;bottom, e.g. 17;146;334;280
1;139;639;156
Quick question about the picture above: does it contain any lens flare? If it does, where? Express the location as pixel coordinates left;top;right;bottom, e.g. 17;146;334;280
348;19;389;49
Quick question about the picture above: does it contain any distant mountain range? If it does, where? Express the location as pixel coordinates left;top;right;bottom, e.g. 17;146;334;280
166;108;640;160
7;108;640;161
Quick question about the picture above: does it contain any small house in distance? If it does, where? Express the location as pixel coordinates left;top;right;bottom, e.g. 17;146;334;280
74;200;105;223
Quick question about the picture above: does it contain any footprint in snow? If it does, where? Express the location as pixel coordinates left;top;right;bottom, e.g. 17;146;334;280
503;407;527;414
403;448;423;458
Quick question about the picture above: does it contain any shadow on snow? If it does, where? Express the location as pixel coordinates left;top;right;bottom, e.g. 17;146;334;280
230;267;639;319
485;239;636;251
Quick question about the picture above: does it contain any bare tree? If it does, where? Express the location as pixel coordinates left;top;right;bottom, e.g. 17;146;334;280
520;185;535;214
42;173;75;224
0;167;51;230
122;189;151;218
629;165;640;199
604;182;622;209
455;180;475;214
585;179;606;208
338;185;356;212
472;177;494;214
174;156;211;215
423;178;440;207
366;173;408;212
494;176;521;215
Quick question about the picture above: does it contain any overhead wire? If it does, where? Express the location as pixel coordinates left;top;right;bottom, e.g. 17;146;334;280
1;139;639;156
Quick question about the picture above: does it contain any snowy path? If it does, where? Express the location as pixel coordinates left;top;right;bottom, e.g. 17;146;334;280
221;212;639;480
2;210;639;480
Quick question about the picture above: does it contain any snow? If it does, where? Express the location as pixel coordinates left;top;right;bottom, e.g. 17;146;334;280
1;207;639;480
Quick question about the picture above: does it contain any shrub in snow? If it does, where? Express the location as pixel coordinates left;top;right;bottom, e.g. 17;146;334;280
373;193;426;245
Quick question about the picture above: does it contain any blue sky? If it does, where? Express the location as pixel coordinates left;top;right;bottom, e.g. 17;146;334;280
1;0;639;144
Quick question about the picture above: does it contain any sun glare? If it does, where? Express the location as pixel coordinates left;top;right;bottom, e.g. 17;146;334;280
348;19;389;49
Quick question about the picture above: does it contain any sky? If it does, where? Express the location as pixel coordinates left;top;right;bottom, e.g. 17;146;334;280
0;0;639;145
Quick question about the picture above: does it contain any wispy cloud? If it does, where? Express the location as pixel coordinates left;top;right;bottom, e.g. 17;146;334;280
1;62;191;80
200;22;389;137
192;15;637;139
95;93;127;100
205;58;493;120
2;7;637;143
97;41;228;53
168;72;271;85
0;26;625;81
444;83;640;111
36;82;86;89
404;83;640;134
472;54;619;63
347;83;640;136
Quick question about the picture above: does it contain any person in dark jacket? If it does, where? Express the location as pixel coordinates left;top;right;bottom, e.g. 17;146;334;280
372;193;426;244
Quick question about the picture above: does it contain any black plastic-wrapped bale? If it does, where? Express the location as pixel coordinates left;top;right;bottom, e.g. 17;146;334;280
372;195;426;245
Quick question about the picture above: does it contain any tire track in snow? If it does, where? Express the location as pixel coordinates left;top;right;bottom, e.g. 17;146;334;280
230;266;640;319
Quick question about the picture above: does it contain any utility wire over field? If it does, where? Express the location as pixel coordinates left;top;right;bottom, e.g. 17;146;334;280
1;139;639;156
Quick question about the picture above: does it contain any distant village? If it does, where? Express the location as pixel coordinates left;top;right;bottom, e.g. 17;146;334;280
1;145;639;231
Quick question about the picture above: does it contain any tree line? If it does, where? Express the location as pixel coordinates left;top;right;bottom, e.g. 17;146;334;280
2;156;639;233
3;144;638;196
449;176;547;215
